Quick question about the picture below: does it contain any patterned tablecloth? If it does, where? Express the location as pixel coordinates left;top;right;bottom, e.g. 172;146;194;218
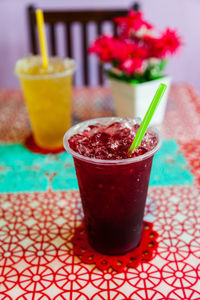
0;85;200;299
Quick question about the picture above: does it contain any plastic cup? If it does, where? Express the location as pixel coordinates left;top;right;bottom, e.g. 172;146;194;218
15;56;75;150
64;117;161;255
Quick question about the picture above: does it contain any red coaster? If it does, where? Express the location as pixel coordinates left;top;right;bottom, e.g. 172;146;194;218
25;134;64;154
71;221;159;272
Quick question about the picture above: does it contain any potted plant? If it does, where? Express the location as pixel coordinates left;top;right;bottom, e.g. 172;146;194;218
89;10;181;124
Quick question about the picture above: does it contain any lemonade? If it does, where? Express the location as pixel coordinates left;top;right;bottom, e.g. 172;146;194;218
15;56;75;149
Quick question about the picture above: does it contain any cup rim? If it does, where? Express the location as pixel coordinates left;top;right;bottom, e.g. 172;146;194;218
15;56;76;79
63;117;162;165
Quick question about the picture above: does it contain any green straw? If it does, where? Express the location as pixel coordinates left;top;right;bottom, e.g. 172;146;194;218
128;83;167;156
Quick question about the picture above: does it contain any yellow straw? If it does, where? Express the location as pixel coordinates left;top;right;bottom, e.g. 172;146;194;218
36;9;49;68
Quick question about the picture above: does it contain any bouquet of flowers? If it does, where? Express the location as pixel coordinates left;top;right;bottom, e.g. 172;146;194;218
89;10;181;83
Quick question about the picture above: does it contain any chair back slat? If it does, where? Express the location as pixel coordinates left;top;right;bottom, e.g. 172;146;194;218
113;23;118;37
28;6;38;54
65;23;72;58
82;23;89;86
50;24;57;55
43;10;127;23
97;22;103;85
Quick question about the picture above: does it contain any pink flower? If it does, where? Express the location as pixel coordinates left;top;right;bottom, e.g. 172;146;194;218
120;57;143;75
111;41;147;74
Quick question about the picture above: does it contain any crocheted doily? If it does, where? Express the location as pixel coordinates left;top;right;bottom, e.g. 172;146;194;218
25;134;64;154
71;221;158;272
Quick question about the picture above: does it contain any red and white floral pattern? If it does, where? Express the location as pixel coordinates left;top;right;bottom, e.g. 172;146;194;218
19;266;54;292
0;186;199;298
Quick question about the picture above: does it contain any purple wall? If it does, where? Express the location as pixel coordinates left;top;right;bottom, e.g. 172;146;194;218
1;0;200;91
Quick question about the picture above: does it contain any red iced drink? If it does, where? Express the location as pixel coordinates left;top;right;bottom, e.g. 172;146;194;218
63;118;161;255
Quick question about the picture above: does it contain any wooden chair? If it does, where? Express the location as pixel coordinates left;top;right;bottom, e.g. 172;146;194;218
27;3;140;86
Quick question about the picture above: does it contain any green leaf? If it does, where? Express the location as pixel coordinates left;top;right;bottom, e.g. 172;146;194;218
159;60;167;71
106;60;168;84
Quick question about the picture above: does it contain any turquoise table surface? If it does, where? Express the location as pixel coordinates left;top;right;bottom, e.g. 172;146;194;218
0;85;198;193
0;140;194;193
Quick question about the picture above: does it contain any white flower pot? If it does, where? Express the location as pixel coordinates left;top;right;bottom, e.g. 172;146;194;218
109;76;171;125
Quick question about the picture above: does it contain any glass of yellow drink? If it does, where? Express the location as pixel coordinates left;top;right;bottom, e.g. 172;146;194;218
15;56;75;150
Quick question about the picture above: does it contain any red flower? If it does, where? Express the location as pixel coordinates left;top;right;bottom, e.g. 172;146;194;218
113;41;147;62
160;28;181;55
88;35;116;63
114;10;153;38
89;35;147;71
112;40;135;61
144;29;181;59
